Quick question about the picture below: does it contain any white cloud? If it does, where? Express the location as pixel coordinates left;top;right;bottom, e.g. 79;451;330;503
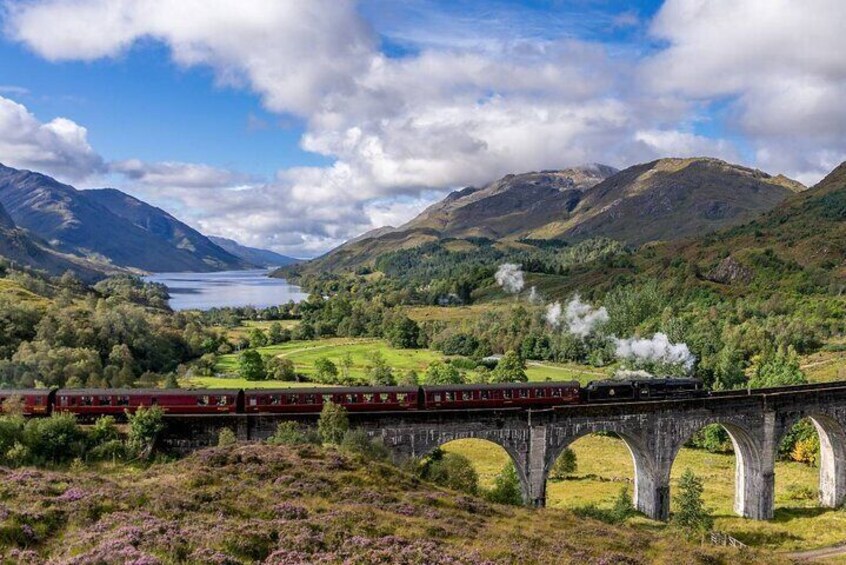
0;95;103;181
644;0;846;184
3;0;846;256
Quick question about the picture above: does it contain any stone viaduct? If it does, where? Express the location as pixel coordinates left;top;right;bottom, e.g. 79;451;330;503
159;382;846;522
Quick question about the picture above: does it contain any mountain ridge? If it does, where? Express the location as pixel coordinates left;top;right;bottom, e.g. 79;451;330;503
208;235;299;267
285;158;804;276
0;164;245;273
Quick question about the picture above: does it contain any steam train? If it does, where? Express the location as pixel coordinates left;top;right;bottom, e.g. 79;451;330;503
0;378;705;418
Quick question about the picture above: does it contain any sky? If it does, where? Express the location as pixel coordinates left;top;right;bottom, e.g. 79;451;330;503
0;0;844;258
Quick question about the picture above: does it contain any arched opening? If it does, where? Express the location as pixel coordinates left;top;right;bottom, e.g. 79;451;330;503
775;415;846;513
437;438;528;504
545;433;638;514
670;422;763;520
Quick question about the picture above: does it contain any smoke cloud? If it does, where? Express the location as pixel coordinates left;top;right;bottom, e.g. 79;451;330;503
613;332;695;372
495;263;525;294
546;294;609;337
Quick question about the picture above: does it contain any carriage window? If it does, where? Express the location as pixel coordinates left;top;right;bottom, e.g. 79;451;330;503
552;388;562;398
444;392;454;402
323;394;333;403
433;393;442;402
117;396;129;406
397;393;407;402
81;396;93;406
98;396;111;405
462;391;472;401
504;390;513;399
363;393;374;402
271;395;281;405
218;396;228;406
197;395;210;406
519;389;528;398
346;394;355;403
536;389;545;398
481;391;490;400
380;393;390;402
306;394;316;404
249;397;257;406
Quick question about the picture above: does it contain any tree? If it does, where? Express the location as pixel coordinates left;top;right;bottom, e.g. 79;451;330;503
318;401;349;445
385;315;420;349
367;351;395;386
126;405;166;458
314;357;339;383
610;486;636;522
340;352;354;381
248;327;268;348
238;349;266;381
485;462;523;505
398;369;419;386
672;468;713;539
265;356;296;381
549;448;577;479
748;346;806;388
490;350;527;383
268;322;286;345
424;360;463;385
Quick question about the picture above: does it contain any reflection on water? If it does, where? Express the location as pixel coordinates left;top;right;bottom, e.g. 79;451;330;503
144;270;308;311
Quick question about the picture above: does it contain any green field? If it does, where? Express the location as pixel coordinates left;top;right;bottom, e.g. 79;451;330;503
443;435;846;553
208;337;600;385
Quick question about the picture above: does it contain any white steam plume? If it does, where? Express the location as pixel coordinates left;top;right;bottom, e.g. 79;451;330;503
528;286;540;304
495;263;525;294
613;333;695;372
546;294;609;337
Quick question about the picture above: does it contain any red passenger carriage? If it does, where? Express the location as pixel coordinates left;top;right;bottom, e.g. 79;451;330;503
54;389;243;418
244;386;420;413
422;382;580;410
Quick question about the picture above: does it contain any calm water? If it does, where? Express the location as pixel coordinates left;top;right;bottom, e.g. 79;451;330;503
144;270;309;311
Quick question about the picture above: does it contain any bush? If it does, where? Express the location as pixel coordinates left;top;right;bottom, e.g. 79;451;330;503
23;412;85;464
489;350;527;383
88;416;120;447
265;356;296;381
267;421;319;446
217;427;237;447
485;462;523;505
318;401;349;445
126;405;165;458
424;361;463;385
549;448;577;479
422;449;479;495
89;439;126;462
340;429;390;461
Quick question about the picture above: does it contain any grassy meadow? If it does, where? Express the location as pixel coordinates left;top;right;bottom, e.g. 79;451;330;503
205;335;601;386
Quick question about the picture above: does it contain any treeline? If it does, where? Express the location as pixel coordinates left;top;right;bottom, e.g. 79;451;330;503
0;271;222;388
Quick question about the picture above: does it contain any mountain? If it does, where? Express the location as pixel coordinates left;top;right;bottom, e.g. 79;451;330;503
402;164;618;239
0;164;243;273
85;189;250;271
0;201;106;280
208;236;299;267
288;158;803;275
678;160;846;281
526;157;805;244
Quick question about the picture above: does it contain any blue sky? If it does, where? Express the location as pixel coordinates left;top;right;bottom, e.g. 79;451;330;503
0;0;843;256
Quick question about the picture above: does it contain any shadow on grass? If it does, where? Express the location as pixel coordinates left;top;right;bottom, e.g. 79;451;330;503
771;506;838;522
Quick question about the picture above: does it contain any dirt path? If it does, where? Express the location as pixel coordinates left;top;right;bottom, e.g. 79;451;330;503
274;338;379;359
787;544;846;562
